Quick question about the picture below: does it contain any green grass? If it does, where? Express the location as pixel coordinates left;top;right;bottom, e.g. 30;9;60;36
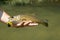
0;5;60;40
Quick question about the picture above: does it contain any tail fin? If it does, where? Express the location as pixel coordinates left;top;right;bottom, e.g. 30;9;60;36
41;19;48;27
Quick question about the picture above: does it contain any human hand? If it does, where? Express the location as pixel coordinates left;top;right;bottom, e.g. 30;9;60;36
7;20;38;28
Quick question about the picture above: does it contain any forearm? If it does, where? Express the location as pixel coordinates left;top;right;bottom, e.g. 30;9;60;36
0;10;10;24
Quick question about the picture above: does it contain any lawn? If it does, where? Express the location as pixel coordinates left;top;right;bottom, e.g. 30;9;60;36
0;5;60;40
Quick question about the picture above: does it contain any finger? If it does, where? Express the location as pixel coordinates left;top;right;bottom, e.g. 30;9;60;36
23;20;32;26
28;23;38;26
16;22;24;26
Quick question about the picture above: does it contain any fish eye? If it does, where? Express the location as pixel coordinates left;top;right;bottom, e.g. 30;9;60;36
11;16;14;18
